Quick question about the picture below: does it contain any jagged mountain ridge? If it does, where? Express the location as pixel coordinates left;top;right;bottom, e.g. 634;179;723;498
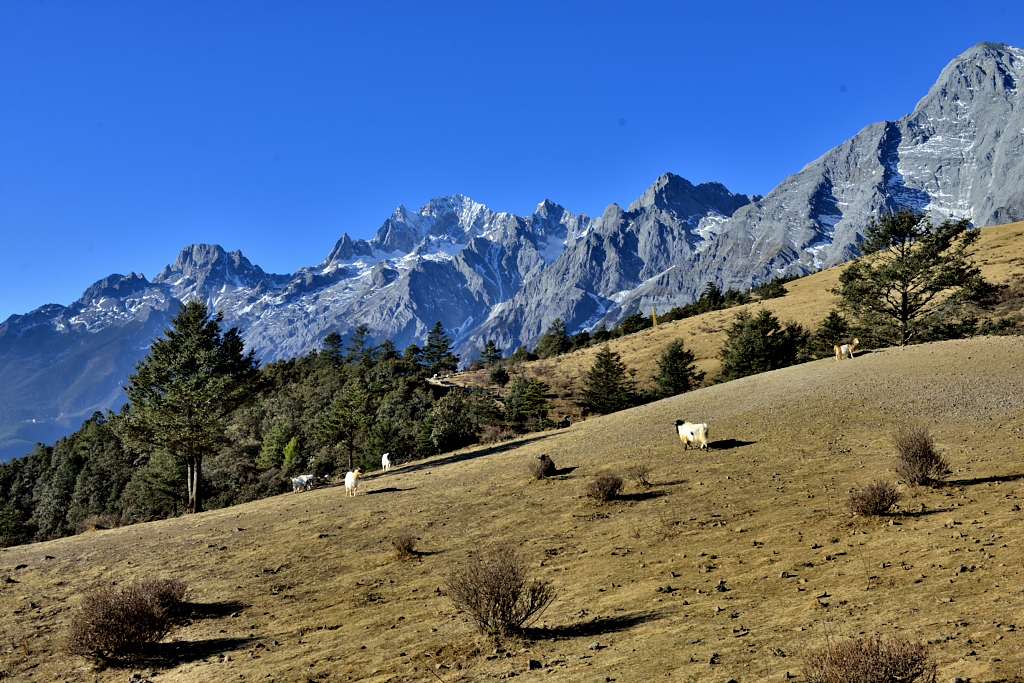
2;42;1023;460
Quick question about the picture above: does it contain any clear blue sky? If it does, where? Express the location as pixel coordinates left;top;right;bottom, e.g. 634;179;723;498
1;1;1022;320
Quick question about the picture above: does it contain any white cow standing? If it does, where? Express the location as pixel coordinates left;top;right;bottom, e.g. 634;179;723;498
381;452;392;472
675;420;710;451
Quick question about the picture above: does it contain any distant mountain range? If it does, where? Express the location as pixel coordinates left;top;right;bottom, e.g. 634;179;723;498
3;42;1023;461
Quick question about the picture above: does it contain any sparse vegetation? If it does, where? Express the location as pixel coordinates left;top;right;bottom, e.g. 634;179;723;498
445;545;555;639
848;481;901;516
67;579;186;662
803;635;937;683
585;473;624;502
625;463;652;488
894;425;951;486
392;531;418;560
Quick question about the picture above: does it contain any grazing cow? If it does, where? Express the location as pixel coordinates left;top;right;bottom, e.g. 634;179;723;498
834;338;860;361
675;420;710;451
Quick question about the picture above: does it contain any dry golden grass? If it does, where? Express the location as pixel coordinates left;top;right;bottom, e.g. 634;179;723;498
461;221;1024;415
2;335;1024;681
2;223;1024;681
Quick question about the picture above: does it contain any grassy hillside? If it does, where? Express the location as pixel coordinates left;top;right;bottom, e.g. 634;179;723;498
457;221;1024;413
3;335;1024;681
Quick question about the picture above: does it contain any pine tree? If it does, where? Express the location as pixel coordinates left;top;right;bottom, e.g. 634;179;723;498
481;339;503;367
718;310;809;382
117;302;258;513
257;422;291;470
316;378;370;472
489;365;510;387
322;332;344;365
504;376;551;430
836;212;987;345
655;339;705;397
535;319;571;358
282;436;301;473
581;346;636;415
422;322;459;374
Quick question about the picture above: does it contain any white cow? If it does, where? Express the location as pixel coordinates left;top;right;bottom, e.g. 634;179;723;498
291;474;316;492
344;468;363;497
675;420;710;451
381;452;392;472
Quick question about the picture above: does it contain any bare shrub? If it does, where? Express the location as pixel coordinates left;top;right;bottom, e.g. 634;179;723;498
445;545;555;639
528;454;557;480
625;463;652;488
848;481;901;516
586;473;623;502
894;425;950;486
392;531;418;560
803;635;937;683
67;579;186;661
76;514;120;534
480;424;515;444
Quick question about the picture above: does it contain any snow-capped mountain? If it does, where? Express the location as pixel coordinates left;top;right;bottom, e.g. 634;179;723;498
2;42;1023;461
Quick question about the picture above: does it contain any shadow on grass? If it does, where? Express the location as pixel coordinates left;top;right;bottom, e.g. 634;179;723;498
108;637;256;668
616;490;667;502
524;610;663;640
551;466;578;477
365;486;417;496
708;439;756;450
178;600;247;620
943;473;1024;487
888;507;954;518
657;478;688;487
395;434;554;476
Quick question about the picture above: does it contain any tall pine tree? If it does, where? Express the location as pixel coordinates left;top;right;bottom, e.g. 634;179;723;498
655;339;704;397
117;302;258;513
422;322;459;374
581;346;636;415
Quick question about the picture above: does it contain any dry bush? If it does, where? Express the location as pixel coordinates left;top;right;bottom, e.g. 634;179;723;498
445;544;555;639
803;635;937;683
392;531;418;560
67;578;186;662
480;424;515;444
848;481;901;516
586;473;623;502
625;463;652;488
894;425;951;486
528;454;557;480
76;514;120;534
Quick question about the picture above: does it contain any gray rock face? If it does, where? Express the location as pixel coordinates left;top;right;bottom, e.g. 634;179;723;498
2;42;1022;460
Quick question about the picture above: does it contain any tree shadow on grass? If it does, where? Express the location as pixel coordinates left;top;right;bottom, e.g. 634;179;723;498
551;466;578;478
365;486;417;496
394;434;553;476
943;473;1024;487
887;507;955;518
524;610;663;640
708;439;756;450
616;490;667;503
107;637;256;668
657;478;688;487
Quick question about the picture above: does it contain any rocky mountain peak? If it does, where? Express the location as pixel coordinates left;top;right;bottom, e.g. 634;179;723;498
77;273;152;306
627;173;751;220
155;243;269;292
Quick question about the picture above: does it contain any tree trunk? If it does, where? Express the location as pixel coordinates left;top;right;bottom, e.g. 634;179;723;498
186;461;195;514
186;456;203;514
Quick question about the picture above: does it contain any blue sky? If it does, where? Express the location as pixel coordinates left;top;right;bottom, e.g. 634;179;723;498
1;1;1022;320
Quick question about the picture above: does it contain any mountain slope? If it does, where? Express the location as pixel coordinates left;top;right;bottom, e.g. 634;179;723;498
3;335;1024;681
2;43;1023;460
